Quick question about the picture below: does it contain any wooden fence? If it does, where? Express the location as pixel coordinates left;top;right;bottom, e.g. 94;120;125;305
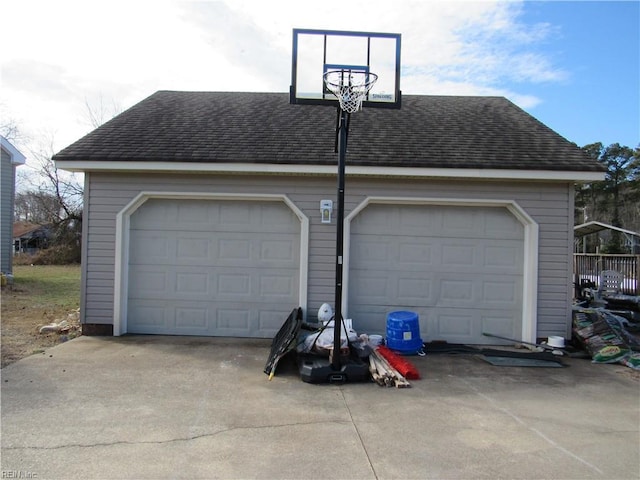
573;254;640;295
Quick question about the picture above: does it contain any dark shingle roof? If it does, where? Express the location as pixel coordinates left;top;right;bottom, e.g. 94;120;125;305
53;91;602;172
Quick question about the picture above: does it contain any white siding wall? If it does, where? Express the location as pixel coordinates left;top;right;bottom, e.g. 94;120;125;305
82;172;573;338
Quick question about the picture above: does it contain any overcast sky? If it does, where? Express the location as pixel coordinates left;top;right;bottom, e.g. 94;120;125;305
2;0;638;165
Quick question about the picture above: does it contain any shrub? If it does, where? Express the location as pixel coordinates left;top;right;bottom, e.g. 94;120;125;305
15;245;81;265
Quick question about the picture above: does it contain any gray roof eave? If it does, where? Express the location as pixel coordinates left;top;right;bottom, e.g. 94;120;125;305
55;159;605;182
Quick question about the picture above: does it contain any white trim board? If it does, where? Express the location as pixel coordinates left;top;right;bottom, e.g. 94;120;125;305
1;137;26;165
56;160;604;183
113;192;309;336
342;196;539;345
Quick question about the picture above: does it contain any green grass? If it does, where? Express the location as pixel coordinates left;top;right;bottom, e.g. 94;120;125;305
2;265;82;368
10;265;81;310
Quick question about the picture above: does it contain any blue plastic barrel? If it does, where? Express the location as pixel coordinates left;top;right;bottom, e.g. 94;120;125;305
386;311;423;354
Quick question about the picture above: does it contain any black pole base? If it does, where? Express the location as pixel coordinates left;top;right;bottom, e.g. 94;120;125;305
297;352;369;384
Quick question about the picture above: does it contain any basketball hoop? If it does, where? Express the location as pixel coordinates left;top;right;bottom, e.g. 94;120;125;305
323;70;378;113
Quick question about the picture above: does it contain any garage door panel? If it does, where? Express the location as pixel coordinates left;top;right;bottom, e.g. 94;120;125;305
346;303;520;344
347;304;395;334
131;230;298;268
435;310;474;337
350;240;391;264
131;267;298;302
396;277;434;304
432;308;520;344
352;208;395;233
351;270;438;306
127;198;300;337
351;238;437;270
175;202;211;224
484;244;520;269
349;273;391;301
217;308;251;333
129;268;170;297
130;267;207;300
441;243;476;267
438;278;475;304
218;237;250;261
131;201;176;228
176;272;209;294
218;273;251;296
258;204;300;229
176;306;208;329
176;236;210;260
259;274;295;298
482;280;520;305
129;299;286;337
352;237;521;273
398;207;438;231
435;274;521;306
259;238;297;262
133;200;299;234
128;302;168;331
257;309;291;334
130;232;171;262
481;314;519;339
350;273;520;309
483;211;524;238
398;242;434;267
349;204;523;344
441;209;484;235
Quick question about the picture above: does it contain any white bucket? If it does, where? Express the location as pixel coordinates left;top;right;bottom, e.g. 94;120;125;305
547;336;565;348
368;334;383;347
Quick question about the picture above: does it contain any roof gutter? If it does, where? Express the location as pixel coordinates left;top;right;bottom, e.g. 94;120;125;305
55;160;605;182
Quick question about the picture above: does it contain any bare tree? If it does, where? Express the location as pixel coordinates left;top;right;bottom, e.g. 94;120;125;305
14;191;62;223
0;102;29;146
16;135;84;263
9;95;120;263
83;94;122;129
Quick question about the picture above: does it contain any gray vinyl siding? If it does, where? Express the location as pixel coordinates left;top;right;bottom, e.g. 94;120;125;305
1;147;16;274
82;171;573;339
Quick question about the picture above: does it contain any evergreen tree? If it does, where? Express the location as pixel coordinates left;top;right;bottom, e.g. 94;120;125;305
577;142;639;253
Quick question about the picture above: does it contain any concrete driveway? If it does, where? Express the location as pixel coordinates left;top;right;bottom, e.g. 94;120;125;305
1;335;639;479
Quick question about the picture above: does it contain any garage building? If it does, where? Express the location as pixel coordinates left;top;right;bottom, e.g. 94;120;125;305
53;91;604;344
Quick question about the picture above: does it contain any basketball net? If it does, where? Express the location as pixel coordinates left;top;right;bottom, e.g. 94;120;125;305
323;70;378;113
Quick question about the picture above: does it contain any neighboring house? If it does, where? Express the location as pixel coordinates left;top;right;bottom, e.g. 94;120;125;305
1;136;26;275
53;91;605;343
13;221;51;255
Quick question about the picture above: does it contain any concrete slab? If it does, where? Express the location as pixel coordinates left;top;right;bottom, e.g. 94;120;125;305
1;335;639;479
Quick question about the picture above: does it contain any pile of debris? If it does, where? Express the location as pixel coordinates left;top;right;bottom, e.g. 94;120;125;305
573;307;640;369
368;346;419;388
38;308;82;342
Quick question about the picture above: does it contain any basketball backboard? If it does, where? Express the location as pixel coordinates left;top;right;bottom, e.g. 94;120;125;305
290;28;401;109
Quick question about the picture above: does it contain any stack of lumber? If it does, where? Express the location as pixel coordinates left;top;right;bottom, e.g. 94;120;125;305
368;349;411;388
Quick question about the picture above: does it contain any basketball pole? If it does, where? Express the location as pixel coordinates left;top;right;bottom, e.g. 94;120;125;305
331;107;349;370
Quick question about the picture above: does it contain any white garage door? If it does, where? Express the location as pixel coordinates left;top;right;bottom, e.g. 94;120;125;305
348;204;524;344
127;198;300;337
